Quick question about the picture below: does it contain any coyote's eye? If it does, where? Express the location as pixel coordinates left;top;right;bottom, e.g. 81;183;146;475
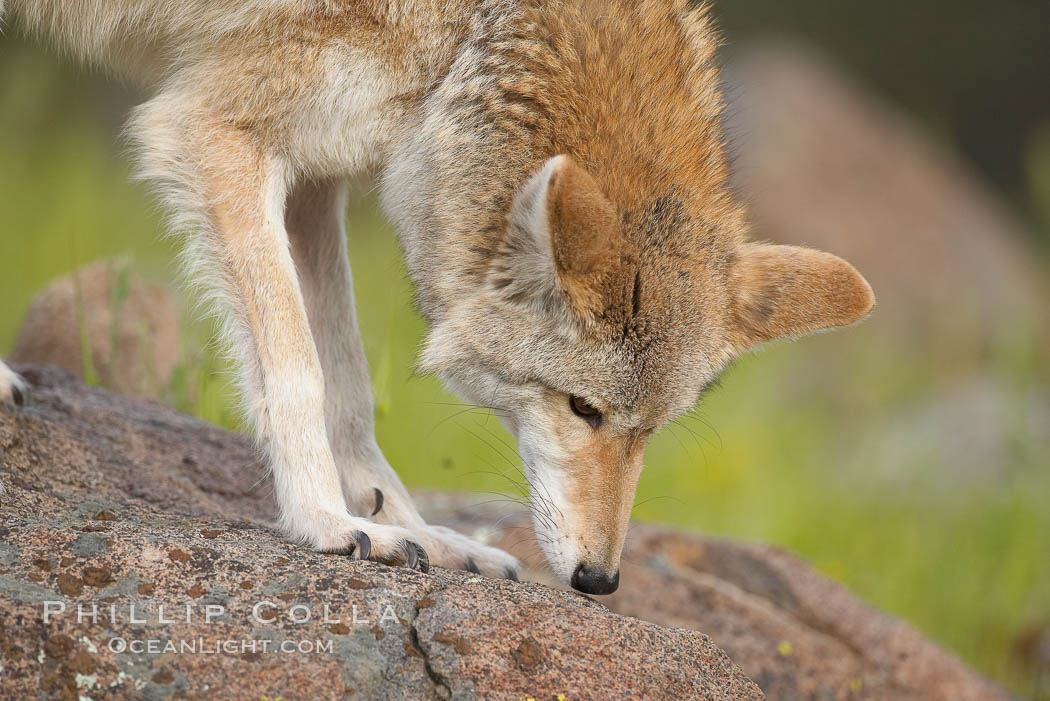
569;396;603;429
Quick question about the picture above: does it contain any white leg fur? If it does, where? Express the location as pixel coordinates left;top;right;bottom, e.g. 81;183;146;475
284;180;420;524
128;102;432;566
285;179;519;577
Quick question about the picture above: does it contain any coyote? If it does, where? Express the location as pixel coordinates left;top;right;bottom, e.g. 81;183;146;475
0;0;873;594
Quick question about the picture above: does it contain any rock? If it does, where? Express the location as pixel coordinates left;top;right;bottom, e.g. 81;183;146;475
8;260;181;397
0;365;1010;700
423;519;1014;698
418;512;1012;701
723;43;1049;343
719;41;1050;493
593;531;1011;701
0;365;760;700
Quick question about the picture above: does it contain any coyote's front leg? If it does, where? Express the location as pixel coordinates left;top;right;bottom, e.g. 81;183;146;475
136;111;435;569
285;180;519;579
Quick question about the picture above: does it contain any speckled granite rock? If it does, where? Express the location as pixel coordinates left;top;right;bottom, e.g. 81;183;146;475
723;43;1049;343
424;507;1012;701
598;530;1013;701
9;261;181;397
0;366;1010;700
0;365;761;700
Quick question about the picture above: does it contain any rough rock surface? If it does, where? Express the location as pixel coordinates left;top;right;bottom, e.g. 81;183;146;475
600;530;1009;700
428;506;1012;701
723;43;1049;341
0;365;759;700
0;366;1009;699
9;261;181;397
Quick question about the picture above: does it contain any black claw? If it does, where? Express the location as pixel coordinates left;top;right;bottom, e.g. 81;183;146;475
465;558;481;574
355;531;372;561
416;544;431;574
11;385;24;407
403;540;419;570
371;488;384;516
504;567;519;582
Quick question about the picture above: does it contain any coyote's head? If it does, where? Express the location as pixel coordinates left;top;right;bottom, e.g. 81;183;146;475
396;0;874;593
421;154;873;593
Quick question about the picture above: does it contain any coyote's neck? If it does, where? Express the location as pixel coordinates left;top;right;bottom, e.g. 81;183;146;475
382;126;538;325
380;6;558;324
381;0;732;326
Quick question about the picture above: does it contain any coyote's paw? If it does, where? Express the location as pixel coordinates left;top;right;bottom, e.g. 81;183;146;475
288;509;519;580
289;510;432;572
351;486;520;581
417;525;520;581
359;489;519;580
0;362;26;407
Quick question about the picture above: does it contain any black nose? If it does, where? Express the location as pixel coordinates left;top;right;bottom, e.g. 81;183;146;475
571;563;620;595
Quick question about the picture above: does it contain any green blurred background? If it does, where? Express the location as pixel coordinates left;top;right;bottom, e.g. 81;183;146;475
2;3;1048;697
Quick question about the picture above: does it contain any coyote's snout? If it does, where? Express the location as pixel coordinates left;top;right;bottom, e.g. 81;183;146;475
516;393;649;594
1;0;873;594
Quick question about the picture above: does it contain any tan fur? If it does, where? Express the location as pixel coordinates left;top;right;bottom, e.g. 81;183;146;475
730;244;876;352
2;0;874;591
546;156;632;318
567;430;647;571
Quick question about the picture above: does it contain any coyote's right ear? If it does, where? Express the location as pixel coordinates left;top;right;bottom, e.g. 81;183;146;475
489;155;628;317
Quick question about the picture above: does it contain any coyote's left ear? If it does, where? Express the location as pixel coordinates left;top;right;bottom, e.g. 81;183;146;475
490;155;628;316
730;243;875;352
